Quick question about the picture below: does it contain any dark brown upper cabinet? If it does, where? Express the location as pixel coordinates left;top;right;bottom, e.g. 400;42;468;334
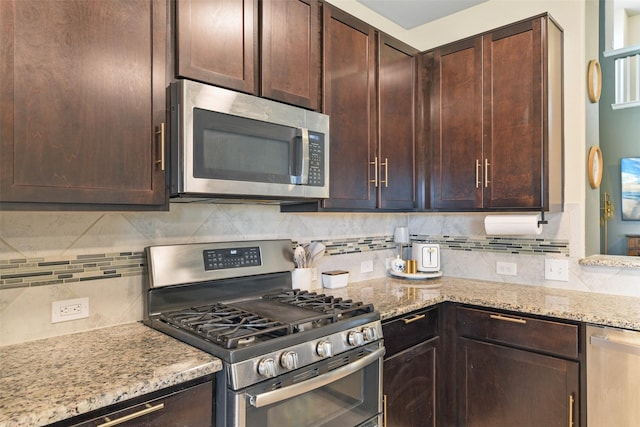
0;0;167;209
429;14;563;212
176;0;321;110
319;5;417;211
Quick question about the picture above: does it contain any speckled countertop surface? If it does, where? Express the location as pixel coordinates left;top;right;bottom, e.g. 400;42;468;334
4;277;640;427
327;276;640;330
0;322;222;427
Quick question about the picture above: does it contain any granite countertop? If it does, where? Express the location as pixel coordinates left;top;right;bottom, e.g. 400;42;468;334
0;322;222;427
327;276;640;330
4;276;640;427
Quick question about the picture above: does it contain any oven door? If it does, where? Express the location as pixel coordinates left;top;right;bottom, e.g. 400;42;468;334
228;343;384;427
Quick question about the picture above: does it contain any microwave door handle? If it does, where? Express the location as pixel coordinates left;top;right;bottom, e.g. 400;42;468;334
291;128;309;185
248;346;384;408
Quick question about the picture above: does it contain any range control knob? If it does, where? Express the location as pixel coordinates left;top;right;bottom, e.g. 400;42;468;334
257;358;277;378
362;326;378;341
316;340;333;358
280;351;299;370
347;330;364;346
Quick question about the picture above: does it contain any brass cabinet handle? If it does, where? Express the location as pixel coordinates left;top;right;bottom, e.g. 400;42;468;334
98;403;165;427
380;158;389;188
475;159;481;188
484;158;490;188
155;122;165;171
489;314;526;324
370;157;379;187
402;313;426;324
568;394;574;427
383;394;388;427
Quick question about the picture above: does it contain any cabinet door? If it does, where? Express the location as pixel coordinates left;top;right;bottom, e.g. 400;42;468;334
0;0;166;207
261;0;320;110
176;0;258;94
378;34;417;210
431;37;483;210
383;337;439;427
457;338;579;427
321;5;377;210
483;19;544;209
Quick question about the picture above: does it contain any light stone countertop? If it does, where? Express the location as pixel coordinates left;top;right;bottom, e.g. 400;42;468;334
327;276;640;330
4;276;640;427
0;322;222;427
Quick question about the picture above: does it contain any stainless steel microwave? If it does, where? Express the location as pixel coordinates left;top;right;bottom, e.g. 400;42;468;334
169;79;330;201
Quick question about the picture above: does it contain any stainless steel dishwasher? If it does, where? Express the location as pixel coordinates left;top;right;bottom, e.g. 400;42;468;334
587;324;640;426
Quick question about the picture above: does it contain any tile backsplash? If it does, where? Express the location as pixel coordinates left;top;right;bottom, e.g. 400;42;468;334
1;201;637;346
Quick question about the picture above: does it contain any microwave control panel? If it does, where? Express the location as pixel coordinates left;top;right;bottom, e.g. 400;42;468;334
308;132;325;186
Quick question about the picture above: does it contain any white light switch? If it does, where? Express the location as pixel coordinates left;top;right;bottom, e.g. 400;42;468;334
544;259;569;282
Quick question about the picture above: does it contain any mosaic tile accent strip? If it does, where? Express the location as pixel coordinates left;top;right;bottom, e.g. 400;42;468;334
0;252;145;289
412;234;570;256
295;236;397;256
0;235;568;289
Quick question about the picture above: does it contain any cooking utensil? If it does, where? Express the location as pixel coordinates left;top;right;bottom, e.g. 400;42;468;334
294;245;306;268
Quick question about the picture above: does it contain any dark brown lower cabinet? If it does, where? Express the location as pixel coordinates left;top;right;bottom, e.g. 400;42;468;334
457;338;579;427
382;307;439;427
384;337;438;427
49;377;214;427
456;305;581;427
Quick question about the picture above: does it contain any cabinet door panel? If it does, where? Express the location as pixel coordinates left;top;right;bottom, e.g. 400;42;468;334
176;0;257;94
378;34;417;210
384;338;438;427
431;38;483;210
0;0;166;206
458;338;578;427
261;0;320;110
321;6;377;210
483;20;543;209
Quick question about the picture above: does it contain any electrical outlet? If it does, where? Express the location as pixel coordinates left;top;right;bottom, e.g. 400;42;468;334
496;261;517;276
52;297;89;323
545;259;569;282
361;260;374;273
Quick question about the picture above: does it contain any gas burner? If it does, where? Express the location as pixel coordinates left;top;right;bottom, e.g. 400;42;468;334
263;289;375;319
160;303;291;349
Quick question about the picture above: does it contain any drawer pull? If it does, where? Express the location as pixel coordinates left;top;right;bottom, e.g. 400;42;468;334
489;314;526;324
98;403;165;427
402;314;426;324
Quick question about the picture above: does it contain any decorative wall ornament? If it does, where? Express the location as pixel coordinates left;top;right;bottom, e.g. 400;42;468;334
587;59;602;103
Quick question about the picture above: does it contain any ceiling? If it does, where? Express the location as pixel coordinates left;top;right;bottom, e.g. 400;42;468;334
356;0;489;29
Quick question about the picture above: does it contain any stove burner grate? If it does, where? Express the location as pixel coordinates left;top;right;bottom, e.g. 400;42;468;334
263;289;375;320
160;303;291;349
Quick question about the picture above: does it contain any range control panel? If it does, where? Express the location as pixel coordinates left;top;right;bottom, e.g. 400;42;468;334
203;246;262;270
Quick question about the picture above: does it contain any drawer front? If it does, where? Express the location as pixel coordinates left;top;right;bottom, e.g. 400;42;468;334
68;380;213;427
383;307;438;356
456;306;578;359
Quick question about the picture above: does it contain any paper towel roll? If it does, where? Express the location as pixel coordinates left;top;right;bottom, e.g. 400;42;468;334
484;215;542;236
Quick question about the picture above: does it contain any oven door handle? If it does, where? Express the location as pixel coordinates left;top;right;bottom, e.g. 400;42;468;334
248;346;385;408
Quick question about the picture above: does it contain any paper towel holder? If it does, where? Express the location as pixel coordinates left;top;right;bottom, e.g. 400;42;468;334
538;210;548;226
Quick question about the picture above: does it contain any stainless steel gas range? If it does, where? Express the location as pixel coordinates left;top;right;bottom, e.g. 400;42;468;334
143;240;384;427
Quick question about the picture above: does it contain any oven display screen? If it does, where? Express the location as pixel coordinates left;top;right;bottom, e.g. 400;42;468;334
203;247;262;270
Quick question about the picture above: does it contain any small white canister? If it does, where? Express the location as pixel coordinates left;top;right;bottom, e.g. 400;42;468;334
321;270;349;289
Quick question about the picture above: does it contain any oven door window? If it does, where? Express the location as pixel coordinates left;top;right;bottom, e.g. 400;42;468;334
193;108;297;184
244;358;381;427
